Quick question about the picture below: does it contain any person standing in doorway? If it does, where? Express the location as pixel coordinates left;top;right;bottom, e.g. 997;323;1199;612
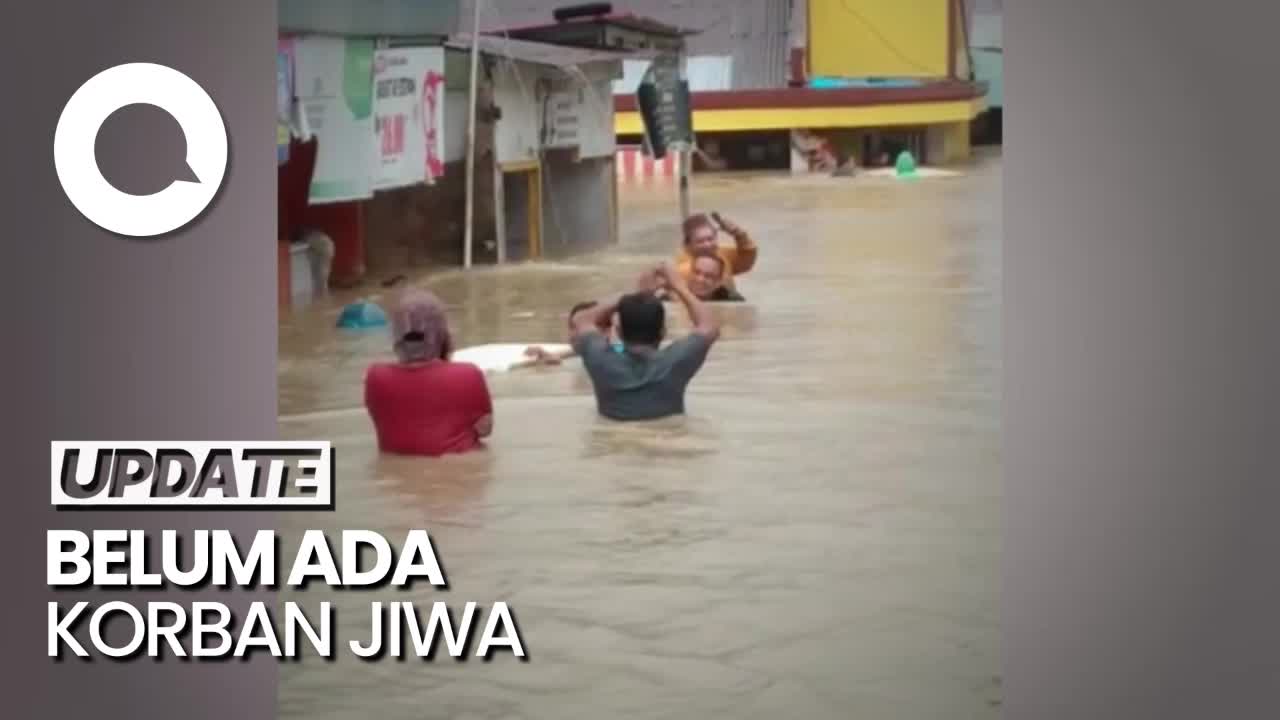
298;228;335;298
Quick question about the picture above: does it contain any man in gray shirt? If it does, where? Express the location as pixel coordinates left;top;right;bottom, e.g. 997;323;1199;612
570;263;721;421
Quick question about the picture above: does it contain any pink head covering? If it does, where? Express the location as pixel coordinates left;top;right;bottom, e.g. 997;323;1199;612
389;289;452;363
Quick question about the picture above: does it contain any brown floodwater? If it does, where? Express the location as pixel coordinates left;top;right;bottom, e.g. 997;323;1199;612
277;150;1002;719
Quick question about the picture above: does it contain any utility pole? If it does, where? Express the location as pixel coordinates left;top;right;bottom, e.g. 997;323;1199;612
463;0;483;268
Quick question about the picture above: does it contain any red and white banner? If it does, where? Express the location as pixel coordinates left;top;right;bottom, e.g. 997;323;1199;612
372;46;445;191
615;146;683;181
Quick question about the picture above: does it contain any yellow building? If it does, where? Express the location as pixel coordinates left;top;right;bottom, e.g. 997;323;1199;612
611;0;986;170
809;0;967;80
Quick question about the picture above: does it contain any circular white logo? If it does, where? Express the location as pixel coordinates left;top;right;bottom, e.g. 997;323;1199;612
53;63;229;238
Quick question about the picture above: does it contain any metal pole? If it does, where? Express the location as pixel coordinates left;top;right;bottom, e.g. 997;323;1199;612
677;50;691;221
463;0;483;269
679;149;690;221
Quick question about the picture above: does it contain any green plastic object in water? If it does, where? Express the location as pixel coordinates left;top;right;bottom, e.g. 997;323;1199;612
895;150;918;178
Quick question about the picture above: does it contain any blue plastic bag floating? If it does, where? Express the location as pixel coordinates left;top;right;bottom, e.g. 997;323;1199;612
337;299;388;330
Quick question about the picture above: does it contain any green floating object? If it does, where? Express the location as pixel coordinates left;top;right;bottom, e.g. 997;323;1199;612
894;150;918;178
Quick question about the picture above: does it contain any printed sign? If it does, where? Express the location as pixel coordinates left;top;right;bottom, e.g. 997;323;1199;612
635;53;692;159
294;36;376;204
371;46;446;190
545;87;583;150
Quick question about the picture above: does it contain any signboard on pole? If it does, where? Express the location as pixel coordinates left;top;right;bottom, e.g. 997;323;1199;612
371;46;446;191
634;53;691;160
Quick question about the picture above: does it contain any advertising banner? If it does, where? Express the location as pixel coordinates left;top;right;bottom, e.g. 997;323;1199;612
294;35;376;204
371;46;446;191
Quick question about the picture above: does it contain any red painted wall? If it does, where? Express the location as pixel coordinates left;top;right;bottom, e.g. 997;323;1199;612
302;202;366;288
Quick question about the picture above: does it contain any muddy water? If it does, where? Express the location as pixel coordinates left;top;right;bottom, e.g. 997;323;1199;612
277;151;1002;719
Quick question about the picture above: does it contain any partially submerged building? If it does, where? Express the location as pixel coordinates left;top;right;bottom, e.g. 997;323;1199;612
277;0;625;305
362;34;623;282
276;0;460;305
467;0;988;173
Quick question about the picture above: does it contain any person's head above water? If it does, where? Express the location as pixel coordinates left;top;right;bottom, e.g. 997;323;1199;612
616;292;665;348
568;299;615;337
568;300;600;329
687;251;727;300
682;213;720;255
389;289;452;363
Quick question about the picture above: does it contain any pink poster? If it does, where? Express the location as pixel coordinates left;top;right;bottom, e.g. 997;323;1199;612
371;46;445;191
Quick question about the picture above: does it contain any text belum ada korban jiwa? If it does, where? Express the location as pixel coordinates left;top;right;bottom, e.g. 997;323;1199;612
47;529;526;660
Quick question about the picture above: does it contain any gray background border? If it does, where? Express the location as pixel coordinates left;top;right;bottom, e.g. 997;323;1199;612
1006;1;1280;718
2;1;277;718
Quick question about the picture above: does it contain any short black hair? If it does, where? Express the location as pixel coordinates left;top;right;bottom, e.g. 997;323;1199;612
616;292;665;346
568;300;597;328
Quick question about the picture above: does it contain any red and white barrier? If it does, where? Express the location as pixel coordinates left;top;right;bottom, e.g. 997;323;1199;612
615;146;683;181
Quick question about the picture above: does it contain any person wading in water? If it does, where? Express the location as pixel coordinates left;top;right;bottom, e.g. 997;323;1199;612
570;263;720;421
364;290;494;456
684;250;745;302
675;212;757;299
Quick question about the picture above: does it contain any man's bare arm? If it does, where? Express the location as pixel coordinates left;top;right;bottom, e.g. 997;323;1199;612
571;294;622;338
712;213;758;274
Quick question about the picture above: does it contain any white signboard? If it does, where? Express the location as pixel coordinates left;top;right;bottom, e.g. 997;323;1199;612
371;46;446;191
545;87;583;150
294;36;376;204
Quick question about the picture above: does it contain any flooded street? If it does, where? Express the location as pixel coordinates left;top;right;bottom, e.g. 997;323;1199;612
277;151;1002;719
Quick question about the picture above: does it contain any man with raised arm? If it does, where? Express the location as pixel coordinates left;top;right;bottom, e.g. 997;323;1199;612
570;263;721;421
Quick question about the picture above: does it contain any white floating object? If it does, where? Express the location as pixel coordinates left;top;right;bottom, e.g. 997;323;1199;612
451;343;574;373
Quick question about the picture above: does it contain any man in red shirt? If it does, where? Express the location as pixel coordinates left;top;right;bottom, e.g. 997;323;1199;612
364;290;493;456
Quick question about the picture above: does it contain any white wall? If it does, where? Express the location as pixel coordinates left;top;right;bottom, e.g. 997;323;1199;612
545;78;616;160
576;79;616;159
491;59;618;165
492;60;545;166
542;156;614;257
613;56;735;95
443;89;468;163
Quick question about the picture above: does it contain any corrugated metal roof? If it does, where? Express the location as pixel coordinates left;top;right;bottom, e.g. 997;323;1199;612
458;0;792;90
447;33;625;68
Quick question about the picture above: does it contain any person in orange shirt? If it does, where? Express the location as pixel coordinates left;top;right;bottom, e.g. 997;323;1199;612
675;212;757;297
